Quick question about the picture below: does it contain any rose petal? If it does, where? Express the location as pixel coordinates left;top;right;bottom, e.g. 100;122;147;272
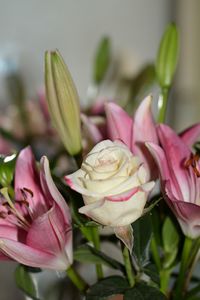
79;198;105;215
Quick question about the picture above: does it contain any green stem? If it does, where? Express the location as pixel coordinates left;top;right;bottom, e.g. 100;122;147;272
160;268;171;295
91;226;104;279
151;236;161;271
157;87;169;123
184;239;200;293
174;236;193;300
66;266;88;292
122;246;135;287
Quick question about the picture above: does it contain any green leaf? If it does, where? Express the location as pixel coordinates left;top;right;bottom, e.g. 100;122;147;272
0;153;17;187
124;283;167;300
15;265;39;300
162;217;179;253
86;276;129;300
74;244;125;273
143;263;160;285
156;23;179;88
132;213;152;266
93;36;111;84
162;217;179;268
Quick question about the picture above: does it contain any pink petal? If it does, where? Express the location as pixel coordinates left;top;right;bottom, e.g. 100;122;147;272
106;182;154;202
15;147;47;216
132;95;158;179
0;239;67;270
105;102;133;148
0;225;18;261
145;142;170;181
179;123;200;148
0;225;18;241
159;181;200;238
27;204;67;254
158;124;191;201
40;156;71;224
81;113;103;144
133;95;158;147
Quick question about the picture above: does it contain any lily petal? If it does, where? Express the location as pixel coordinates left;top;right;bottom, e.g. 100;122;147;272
179;123;200;148
81;113;103;144
0;239;67;270
133;95;158;147
40;156;71;224
145;142;170;181
158;124;191;201
105;102;133;148
132;95;158;179
14;147;47;216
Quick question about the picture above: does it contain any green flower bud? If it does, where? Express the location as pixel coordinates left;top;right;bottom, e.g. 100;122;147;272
93;36;111;84
45;50;82;156
156;23;179;88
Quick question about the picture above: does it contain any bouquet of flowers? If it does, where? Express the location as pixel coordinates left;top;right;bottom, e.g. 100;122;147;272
0;23;200;300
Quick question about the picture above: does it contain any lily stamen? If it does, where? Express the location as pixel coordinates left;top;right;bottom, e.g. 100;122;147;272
185;154;200;177
0;187;31;229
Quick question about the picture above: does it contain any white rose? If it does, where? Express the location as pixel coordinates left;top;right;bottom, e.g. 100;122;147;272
65;140;155;227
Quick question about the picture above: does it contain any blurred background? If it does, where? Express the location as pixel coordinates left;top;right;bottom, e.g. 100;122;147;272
0;0;199;298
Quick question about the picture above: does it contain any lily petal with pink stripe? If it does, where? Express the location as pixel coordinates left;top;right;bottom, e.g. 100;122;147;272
147;124;200;238
0;147;72;270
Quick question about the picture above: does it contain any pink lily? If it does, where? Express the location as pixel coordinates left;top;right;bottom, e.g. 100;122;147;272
147;123;200;238
0;147;72;270
105;95;158;179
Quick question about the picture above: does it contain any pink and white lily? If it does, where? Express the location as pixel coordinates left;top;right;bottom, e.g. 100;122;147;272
147;123;200;239
105;95;158;179
0;147;72;270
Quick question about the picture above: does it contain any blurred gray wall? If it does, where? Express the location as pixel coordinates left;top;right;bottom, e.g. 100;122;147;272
172;0;200;131
0;0;170;102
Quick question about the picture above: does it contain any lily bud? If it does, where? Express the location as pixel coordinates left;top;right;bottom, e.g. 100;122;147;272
156;23;179;88
93;37;111;84
45;50;82;156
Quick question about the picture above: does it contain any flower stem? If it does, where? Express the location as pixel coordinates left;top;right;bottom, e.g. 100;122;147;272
184;238;200;293
151;236;161;271
91;226;104;279
66;266;88;292
174;236;193;300
160;268;171;295
157;87;169;123
122;246;135;287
